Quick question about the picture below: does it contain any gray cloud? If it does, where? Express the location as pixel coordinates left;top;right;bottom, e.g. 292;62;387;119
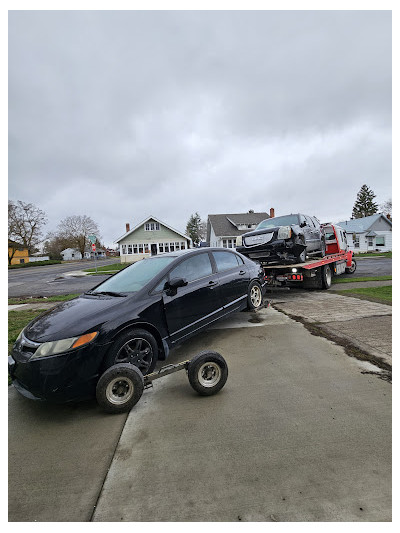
9;10;392;246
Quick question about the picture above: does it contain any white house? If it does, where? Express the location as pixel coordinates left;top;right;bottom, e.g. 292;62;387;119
336;213;392;252
207;209;273;248
115;216;192;263
61;248;82;260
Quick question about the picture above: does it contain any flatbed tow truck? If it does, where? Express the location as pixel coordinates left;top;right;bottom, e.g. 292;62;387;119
258;223;357;290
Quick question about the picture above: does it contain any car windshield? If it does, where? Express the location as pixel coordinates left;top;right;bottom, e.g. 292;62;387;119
92;256;177;293
256;214;300;230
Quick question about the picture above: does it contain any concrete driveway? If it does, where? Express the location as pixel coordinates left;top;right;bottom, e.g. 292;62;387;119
9;301;390;522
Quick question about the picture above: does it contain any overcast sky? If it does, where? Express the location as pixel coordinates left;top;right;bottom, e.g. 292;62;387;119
8;10;392;247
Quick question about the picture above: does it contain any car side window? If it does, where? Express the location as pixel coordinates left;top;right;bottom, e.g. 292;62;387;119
304;215;313;227
151;276;167;293
213;251;240;272
169;253;213;283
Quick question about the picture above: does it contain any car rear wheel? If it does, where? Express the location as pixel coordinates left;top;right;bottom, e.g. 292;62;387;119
187;351;228;396
319;239;326;258
96;363;144;413
247;280;263;310
105;328;158;375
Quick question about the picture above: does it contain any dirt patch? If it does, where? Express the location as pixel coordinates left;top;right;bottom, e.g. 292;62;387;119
271;305;392;383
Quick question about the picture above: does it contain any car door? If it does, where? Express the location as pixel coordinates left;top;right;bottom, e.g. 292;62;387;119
163;252;223;344
212;250;249;311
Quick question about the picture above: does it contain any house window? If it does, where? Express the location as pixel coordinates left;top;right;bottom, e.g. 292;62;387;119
121;245;127;254
376;236;385;247
222;239;235;249
139;244;144;253
128;245;133;254
164;243;169;253
354;235;360;248
368;237;374;247
145;222;160;231
133;244;138;254
144;244;149;253
180;242;186;250
159;243;164;253
170;243;175;252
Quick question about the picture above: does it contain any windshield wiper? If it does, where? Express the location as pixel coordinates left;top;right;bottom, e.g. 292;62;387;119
85;290;126;297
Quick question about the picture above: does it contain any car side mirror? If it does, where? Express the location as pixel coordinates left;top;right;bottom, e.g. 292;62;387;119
165;277;188;296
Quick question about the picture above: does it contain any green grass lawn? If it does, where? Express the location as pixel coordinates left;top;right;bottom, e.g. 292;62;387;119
8;294;79;305
336;285;392;303
354;251;392;258
84;263;127;273
8;310;47;354
332;275;392;284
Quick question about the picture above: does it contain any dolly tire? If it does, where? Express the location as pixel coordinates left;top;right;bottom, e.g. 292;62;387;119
96;363;144;414
187;351;228;396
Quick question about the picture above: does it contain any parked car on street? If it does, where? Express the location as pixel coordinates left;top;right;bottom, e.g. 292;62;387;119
236;213;325;263
9;248;265;404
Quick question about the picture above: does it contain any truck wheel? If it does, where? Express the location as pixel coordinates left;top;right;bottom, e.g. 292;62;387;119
345;259;357;274
247;281;263;310
96;363;144;414
187;351;228;396
321;264;332;289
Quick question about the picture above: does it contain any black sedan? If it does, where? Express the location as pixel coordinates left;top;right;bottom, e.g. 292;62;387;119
236;213;325;263
9;248;265;404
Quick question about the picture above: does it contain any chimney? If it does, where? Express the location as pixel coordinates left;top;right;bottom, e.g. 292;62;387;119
269;207;275;218
126;223;130;233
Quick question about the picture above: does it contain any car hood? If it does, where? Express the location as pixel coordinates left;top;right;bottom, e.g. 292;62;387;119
243;224;299;238
24;295;130;343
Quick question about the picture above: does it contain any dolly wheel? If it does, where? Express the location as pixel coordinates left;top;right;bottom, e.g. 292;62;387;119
187;351;228;396
96;364;144;414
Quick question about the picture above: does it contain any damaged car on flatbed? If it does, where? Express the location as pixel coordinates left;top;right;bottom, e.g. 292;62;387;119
235;213;326;264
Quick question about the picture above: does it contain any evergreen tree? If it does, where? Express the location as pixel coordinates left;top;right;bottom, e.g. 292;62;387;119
185;212;205;246
352;185;378;219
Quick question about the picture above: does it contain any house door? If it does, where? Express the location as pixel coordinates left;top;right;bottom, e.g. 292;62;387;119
151;244;157;256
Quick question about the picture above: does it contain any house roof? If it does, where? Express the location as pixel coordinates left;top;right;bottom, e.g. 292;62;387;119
337;213;392;233
114;215;192;244
208;212;269;238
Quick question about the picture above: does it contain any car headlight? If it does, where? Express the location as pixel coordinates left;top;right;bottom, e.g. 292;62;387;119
277;226;292;240
236;236;243;246
31;332;99;359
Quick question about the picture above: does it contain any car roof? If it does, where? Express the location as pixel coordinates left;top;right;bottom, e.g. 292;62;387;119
149;247;240;259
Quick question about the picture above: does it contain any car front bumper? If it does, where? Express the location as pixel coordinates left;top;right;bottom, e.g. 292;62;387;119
9;341;112;403
237;239;305;262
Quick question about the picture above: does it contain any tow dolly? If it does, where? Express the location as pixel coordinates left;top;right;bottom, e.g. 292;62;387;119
95;351;228;413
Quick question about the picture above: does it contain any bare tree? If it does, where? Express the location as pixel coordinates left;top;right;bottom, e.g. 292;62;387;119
380;198;392;217
56;215;100;257
8;200;47;254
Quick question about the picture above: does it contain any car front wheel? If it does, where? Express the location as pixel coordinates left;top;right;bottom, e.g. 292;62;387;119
105;328;158;375
247;280;263;310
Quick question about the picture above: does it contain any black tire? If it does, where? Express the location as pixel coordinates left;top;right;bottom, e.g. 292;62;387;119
319;239;326;258
345;259;357;274
187;351;228;396
321;264;332;290
105;328;158;375
247;280;263;310
96;363;144;413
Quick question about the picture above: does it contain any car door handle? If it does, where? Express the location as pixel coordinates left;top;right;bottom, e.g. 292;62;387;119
239;270;246;275
208;281;219;289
